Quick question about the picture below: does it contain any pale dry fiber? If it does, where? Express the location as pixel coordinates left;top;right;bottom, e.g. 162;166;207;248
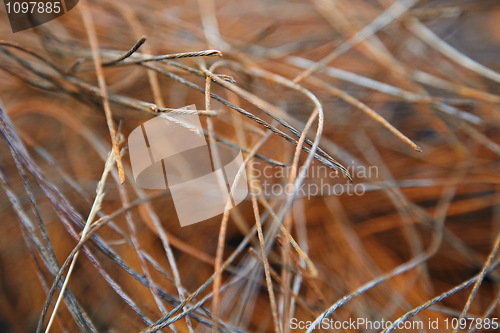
0;0;500;332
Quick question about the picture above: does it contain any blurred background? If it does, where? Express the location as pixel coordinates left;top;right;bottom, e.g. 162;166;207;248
1;0;500;332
